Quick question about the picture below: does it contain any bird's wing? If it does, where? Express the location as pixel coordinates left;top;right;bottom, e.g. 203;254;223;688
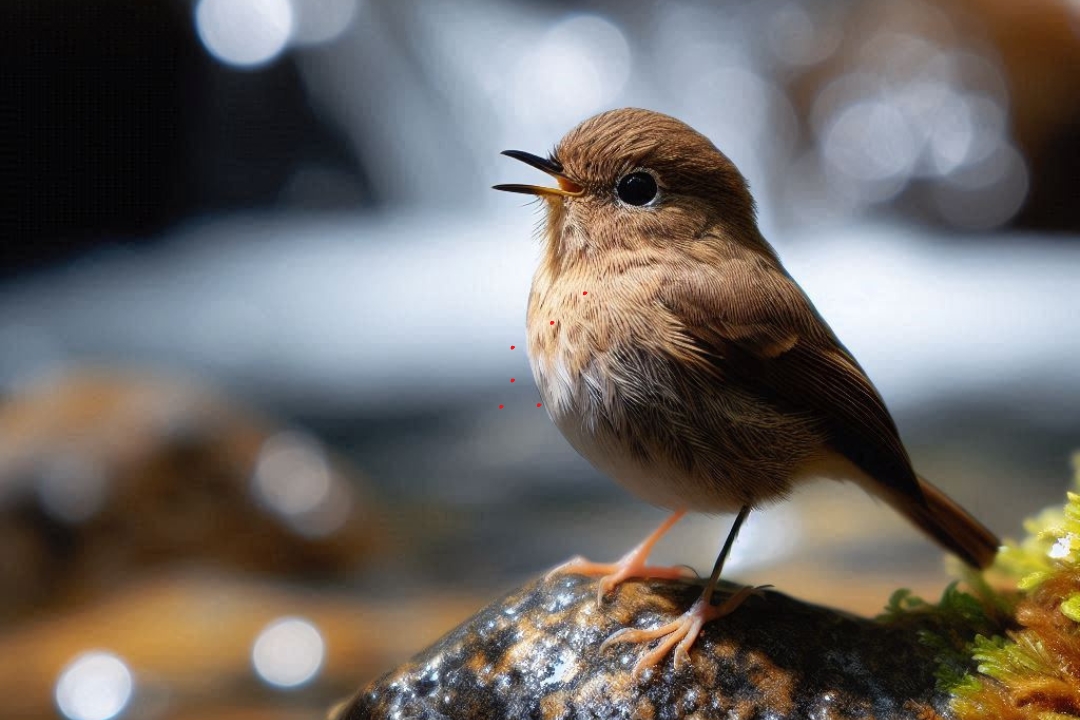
661;254;925;505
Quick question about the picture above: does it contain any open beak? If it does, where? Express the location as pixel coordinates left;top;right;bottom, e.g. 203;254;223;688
493;150;584;198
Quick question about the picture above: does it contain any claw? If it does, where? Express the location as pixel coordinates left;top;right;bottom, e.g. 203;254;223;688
601;584;769;678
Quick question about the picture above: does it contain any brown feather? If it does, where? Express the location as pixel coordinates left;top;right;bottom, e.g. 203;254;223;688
509;107;998;568
903;475;999;569
657;248;927;508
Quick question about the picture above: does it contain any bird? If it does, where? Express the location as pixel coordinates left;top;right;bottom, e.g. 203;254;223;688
493;107;999;677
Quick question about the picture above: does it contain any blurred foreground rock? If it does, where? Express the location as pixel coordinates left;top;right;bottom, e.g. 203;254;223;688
340;573;950;720
0;370;384;623
0;370;493;720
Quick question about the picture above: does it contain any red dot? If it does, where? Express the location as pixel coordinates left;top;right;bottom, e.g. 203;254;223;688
537;403;542;407
550;320;555;325
510;378;516;383
510;345;516;350
583;291;588;295
498;404;504;409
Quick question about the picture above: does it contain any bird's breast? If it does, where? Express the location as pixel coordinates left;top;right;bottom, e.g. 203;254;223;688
526;272;655;426
524;264;822;513
526;303;612;428
524;272;731;510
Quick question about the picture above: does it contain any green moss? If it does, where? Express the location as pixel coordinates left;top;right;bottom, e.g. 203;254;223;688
1058;593;1080;623
878;578;1014;693
881;455;1080;718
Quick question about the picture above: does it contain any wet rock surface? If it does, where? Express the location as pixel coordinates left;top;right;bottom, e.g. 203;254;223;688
337;572;949;720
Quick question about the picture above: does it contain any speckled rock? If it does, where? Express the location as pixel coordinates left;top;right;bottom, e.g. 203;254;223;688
335;573;950;720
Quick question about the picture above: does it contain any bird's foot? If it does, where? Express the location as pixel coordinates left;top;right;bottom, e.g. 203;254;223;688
544;509;692;605
600;584;769;678
546;553;696;605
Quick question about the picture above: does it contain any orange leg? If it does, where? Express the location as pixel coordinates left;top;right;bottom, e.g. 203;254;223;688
597;504;768;676
546;509;694;605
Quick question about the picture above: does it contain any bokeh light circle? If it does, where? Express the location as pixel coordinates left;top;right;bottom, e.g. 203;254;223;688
252;431;332;516
933;142;1029;230
822;99;918;203
195;0;293;68
55;652;134;720
251;617;326;688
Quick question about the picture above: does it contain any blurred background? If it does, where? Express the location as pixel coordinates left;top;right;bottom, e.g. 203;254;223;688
2;0;1079;718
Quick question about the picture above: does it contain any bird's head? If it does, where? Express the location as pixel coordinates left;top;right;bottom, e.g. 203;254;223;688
495;108;766;266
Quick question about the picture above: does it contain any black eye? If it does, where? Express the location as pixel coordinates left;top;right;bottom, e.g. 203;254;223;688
615;172;658;206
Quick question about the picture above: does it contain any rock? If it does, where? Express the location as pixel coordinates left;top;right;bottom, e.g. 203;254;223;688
337;573;950;720
0;370;385;623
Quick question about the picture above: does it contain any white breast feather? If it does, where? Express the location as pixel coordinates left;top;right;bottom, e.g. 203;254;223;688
533;351;577;419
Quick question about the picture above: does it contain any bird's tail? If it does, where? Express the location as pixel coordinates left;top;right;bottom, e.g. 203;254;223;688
892;475;1000;569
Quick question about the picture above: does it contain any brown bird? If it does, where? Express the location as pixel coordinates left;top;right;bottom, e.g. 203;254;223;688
494;108;999;676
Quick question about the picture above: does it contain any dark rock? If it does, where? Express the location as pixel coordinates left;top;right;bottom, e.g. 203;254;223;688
336;572;949;720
